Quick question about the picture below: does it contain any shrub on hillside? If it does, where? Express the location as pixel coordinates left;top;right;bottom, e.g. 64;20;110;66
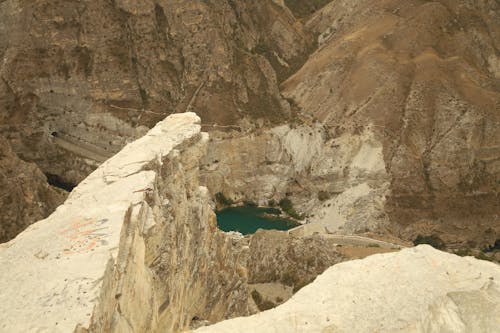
413;234;445;250
251;289;276;311
278;198;304;220
317;191;330;201
215;192;233;206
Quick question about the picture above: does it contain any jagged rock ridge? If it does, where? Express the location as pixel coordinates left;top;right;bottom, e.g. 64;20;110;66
0;113;250;332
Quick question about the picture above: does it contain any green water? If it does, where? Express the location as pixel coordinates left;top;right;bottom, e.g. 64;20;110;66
216;206;298;235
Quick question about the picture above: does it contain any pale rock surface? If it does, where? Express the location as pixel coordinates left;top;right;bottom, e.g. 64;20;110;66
307;182;389;234
196;245;500;333
273;124;324;173
0;113;249;333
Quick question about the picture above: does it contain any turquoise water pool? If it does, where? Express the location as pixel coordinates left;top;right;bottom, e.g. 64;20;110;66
216;206;298;235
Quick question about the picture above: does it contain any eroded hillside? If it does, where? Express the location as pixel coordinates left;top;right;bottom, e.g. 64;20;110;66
281;0;500;247
0;0;314;240
0;0;499;253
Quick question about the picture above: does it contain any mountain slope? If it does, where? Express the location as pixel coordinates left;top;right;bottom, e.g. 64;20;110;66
282;0;500;246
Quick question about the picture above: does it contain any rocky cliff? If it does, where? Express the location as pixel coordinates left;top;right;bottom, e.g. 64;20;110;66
1;112;363;332
0;0;310;185
0;113;251;332
1;0;499;249
4;112;496;333
200;0;500;249
0;0;315;240
0;1;499;330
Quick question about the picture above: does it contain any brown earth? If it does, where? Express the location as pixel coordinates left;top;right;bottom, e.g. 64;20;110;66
0;0;499;250
0;135;65;242
0;0;312;184
281;0;500;248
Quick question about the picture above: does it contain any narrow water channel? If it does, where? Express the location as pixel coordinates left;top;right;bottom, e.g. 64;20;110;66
216;206;299;235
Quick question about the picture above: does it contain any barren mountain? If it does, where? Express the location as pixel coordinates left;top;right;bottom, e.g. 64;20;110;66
0;1;499;330
0;0;311;184
0;0;499;248
282;0;500;247
0;0;312;240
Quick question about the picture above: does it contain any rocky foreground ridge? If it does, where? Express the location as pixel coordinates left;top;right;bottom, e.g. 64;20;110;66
0;113;248;332
0;112;498;332
198;245;500;333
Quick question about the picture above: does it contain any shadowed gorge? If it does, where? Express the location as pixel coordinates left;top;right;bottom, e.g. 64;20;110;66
45;173;77;192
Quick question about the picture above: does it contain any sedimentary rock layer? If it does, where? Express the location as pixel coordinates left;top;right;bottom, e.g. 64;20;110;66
0;0;311;185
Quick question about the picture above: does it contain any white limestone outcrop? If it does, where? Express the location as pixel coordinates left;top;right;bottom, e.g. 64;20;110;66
196;245;500;333
0;112;249;332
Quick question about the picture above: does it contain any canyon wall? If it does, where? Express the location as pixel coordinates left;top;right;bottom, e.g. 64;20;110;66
200;122;389;234
0;0;310;186
0;113;250;332
1;0;499;287
0;0;314;241
201;0;500;248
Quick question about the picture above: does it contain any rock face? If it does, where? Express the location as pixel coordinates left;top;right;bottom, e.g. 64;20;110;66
1;1;499;332
0;0;311;186
244;230;345;293
0;113;250;332
201;0;500;248
0;135;65;242
1;0;499;248
201;122;390;234
196;245;500;333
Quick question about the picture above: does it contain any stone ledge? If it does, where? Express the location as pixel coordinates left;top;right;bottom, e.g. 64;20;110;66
196;245;500;333
0;112;203;333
